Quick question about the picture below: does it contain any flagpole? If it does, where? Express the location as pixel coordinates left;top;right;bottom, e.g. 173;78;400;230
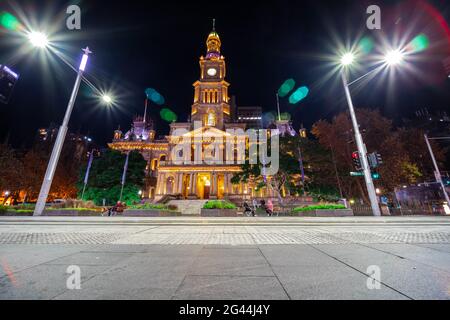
119;151;130;202
81;150;94;200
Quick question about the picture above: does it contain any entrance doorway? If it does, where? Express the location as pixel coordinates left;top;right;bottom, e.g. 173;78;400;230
198;173;211;199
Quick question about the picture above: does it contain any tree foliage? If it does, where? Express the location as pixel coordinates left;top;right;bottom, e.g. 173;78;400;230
312;109;445;201
232;135;339;203
78;150;146;206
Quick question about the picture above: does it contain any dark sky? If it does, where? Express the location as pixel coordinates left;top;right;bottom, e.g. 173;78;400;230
1;0;449;148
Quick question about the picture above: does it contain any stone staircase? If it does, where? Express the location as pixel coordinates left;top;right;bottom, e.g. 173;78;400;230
168;200;209;216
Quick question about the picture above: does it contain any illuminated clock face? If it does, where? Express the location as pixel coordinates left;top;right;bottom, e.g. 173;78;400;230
207;68;217;76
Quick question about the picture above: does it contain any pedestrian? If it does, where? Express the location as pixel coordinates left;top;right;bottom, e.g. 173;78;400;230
252;198;258;212
266;199;274;217
243;202;254;217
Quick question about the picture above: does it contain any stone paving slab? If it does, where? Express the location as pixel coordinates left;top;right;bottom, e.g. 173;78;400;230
311;244;450;300
172;275;290;300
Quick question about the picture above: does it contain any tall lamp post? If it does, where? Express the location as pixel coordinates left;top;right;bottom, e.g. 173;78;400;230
338;49;404;216
33;47;92;216
341;68;380;216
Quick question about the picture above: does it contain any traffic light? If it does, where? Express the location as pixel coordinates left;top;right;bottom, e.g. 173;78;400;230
376;153;383;165
442;176;450;186
352;151;362;171
367;152;383;168
0;65;19;104
372;172;380;179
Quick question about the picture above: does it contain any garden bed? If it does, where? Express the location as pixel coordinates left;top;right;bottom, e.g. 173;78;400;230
292;204;354;217
201;200;238;217
296;209;354;217
200;208;238;217
42;209;101;216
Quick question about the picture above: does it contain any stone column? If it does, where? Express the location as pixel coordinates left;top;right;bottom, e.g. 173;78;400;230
187;173;198;199
178;173;183;195
223;173;229;197
210;172;218;199
156;172;166;198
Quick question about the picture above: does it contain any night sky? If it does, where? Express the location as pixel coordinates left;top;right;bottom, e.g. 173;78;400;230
0;0;449;148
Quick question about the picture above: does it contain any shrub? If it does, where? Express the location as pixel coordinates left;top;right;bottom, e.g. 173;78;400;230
203;200;237;210
292;204;346;212
127;203;177;211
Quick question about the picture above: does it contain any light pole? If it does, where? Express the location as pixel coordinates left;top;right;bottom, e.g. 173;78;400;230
33;47;92;216
338;49;404;216
424;134;450;207
341;69;381;216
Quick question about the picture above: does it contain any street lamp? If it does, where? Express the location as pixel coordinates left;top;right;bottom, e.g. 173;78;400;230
33;46;92;216
27;31;49;48
101;94;113;105
340;52;355;66
384;49;404;66
339;47;406;216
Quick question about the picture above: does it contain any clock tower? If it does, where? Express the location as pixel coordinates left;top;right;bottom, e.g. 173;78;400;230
191;21;231;129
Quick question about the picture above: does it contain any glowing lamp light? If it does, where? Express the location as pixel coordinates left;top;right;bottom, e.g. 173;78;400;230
79;53;89;71
101;94;113;104
28;31;49;48
340;52;355;66
384;49;404;66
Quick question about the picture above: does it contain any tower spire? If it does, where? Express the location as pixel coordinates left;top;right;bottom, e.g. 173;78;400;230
212;18;215;31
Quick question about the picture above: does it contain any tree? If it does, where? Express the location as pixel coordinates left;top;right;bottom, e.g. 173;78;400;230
77;150;146;205
0;143;23;199
232;134;339;203
311;109;447;201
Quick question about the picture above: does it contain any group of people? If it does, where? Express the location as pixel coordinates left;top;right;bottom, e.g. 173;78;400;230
243;198;274;217
102;201;125;216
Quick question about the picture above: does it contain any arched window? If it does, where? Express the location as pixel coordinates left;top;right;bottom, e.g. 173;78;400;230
207;112;216;126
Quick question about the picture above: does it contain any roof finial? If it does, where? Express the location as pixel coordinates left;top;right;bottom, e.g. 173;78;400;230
212;18;215;31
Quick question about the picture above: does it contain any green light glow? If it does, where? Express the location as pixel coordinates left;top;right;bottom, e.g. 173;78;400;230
358;36;374;54
0;12;20;31
409;34;429;53
288;86;309;104
278;78;296;97
160;108;177;122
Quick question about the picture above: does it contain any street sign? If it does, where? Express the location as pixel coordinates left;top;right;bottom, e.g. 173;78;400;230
350;171;364;176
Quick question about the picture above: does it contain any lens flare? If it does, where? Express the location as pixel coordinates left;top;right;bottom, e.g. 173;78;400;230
384;49;404;66
340;52;355;66
0;12;20;30
288;86;309;104
145;88;165;105
278;78;296;97
27;31;49;48
102;94;113;104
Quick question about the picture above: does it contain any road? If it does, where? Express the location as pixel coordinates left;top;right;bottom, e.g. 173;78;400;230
0;216;449;300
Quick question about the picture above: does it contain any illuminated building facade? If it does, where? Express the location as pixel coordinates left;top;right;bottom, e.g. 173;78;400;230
109;26;281;201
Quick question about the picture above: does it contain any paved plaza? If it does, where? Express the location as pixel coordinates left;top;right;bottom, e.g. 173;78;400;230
0;216;449;299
